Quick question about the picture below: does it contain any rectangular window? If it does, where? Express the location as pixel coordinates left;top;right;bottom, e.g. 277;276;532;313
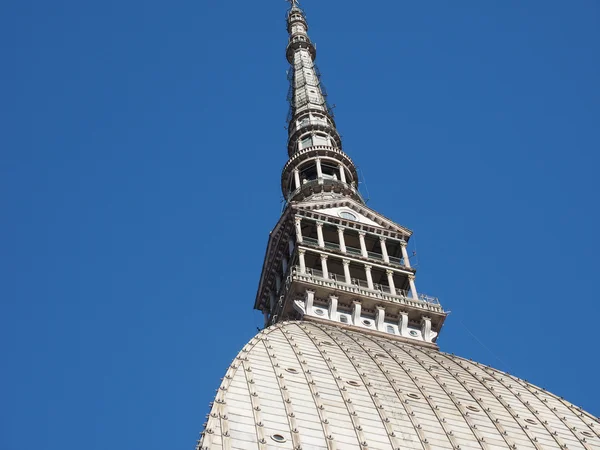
300;136;312;148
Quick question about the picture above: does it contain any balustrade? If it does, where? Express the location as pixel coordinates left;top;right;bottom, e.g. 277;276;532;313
295;266;440;307
299;237;405;267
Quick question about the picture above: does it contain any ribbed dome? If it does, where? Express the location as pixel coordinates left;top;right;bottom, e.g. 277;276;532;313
200;321;599;450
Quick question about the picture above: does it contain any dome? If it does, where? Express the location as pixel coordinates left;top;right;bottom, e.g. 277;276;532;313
200;321;599;450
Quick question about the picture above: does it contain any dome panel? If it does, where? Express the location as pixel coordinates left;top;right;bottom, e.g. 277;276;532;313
199;322;600;450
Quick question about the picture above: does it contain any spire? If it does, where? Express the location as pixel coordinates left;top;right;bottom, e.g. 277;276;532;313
252;1;446;343
281;1;362;204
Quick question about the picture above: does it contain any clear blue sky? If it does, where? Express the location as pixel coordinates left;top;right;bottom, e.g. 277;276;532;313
1;1;599;449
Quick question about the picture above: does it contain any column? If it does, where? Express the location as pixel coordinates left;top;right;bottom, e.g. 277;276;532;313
320;254;329;279
408;275;419;300
358;231;368;258
298;249;306;274
328;295;338;320
263;310;270;328
282;256;288;275
288;237;295;256
376;306;386;331
380;237;390;263
316;221;325;248
400;240;410;268
386;270;396;294
338;164;347;183
305;289;315;313
295;216;303;243
399;311;409;336
337;226;347;253
364;264;374;290
352;301;361;325
293;168;301;190
275;274;282;293
421;316;432;342
316;157;323;183
269;291;276;310
342;259;352;284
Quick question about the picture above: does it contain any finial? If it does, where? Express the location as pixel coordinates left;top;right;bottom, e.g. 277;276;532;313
286;0;300;7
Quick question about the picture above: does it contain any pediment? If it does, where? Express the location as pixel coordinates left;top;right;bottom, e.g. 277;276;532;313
294;198;412;237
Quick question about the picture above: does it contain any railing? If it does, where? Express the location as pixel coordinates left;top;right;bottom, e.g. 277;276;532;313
299;238;406;268
368;251;383;261
418;294;440;305
324;241;339;251
288;118;339;143
296;266;442;309
303;236;319;246
389;256;403;265
286;178;364;203
346;246;362;256
283;146;354;172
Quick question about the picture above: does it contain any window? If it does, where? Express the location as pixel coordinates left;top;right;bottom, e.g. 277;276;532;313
386;325;395;334
300;136;312;148
409;330;419;337
339;211;357;221
362;319;372;326
313;134;328;146
271;434;286;443
340;315;348;323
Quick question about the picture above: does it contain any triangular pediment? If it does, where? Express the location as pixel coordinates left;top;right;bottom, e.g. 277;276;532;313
294;198;412;237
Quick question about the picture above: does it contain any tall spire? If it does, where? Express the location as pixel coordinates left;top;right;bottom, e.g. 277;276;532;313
281;1;362;204
253;1;445;339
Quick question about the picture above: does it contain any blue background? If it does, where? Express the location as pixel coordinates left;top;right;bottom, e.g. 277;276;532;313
1;1;599;449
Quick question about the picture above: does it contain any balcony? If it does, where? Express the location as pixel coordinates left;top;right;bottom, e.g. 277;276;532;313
286;266;442;312
300;236;406;268
286;178;365;204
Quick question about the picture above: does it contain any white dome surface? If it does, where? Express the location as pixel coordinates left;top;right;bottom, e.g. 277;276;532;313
200;321;599;450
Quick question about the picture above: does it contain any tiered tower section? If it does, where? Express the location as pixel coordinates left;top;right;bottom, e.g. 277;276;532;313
282;3;361;204
255;2;447;347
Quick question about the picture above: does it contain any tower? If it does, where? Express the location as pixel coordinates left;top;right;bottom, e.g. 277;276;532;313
198;2;600;449
257;0;445;342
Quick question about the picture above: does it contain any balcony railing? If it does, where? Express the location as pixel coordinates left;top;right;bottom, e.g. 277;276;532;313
368;251;383;261
286;178;365;203
295;266;441;309
303;236;319;246
389;256;403;265
346;246;362;256
324;241;340;251
300;238;406;267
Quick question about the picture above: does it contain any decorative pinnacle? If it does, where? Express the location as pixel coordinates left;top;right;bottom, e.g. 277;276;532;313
286;0;300;7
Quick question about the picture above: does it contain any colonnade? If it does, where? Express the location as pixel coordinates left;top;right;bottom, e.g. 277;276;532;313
297;249;419;301
295;216;411;267
292;157;348;190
